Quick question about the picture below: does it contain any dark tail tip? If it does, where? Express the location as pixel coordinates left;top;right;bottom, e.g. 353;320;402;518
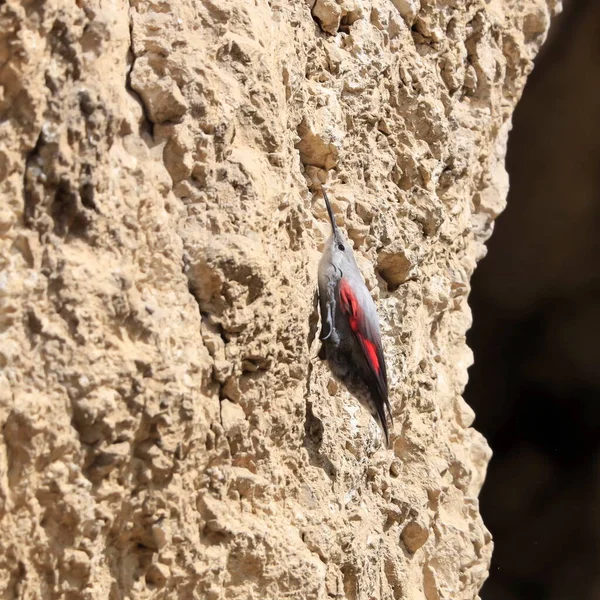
376;401;393;448
381;417;390;448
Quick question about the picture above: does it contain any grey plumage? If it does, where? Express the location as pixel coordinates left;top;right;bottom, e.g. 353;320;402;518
317;187;392;444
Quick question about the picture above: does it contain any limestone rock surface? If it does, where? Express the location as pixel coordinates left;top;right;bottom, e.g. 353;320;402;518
0;0;557;598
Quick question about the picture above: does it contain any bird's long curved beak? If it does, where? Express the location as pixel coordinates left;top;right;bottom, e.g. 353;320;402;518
321;186;339;234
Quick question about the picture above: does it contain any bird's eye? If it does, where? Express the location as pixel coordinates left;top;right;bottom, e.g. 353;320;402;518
338;244;345;251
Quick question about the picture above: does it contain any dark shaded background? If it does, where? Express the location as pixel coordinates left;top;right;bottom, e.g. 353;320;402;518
465;1;600;599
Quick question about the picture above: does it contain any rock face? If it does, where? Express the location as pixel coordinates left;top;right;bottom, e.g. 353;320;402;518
0;0;556;598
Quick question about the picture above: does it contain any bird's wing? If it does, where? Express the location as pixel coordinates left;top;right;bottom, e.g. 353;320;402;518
339;278;392;435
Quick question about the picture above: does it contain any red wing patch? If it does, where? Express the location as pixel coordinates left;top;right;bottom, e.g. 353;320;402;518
339;278;381;375
360;336;380;374
339;278;391;441
339;279;358;326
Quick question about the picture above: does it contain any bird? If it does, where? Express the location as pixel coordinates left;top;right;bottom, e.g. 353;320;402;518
317;185;392;445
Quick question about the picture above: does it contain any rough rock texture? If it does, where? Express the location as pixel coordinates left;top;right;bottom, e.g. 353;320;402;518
0;0;557;599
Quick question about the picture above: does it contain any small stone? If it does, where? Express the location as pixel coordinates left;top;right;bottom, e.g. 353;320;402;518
145;563;170;588
130;57;188;123
377;241;417;289
152;523;170;549
213;360;233;383
312;0;342;34
391;0;420;26
296;118;339;169
401;520;429;553
220;399;246;434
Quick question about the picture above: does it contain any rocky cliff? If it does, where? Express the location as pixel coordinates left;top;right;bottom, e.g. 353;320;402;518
0;0;557;598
